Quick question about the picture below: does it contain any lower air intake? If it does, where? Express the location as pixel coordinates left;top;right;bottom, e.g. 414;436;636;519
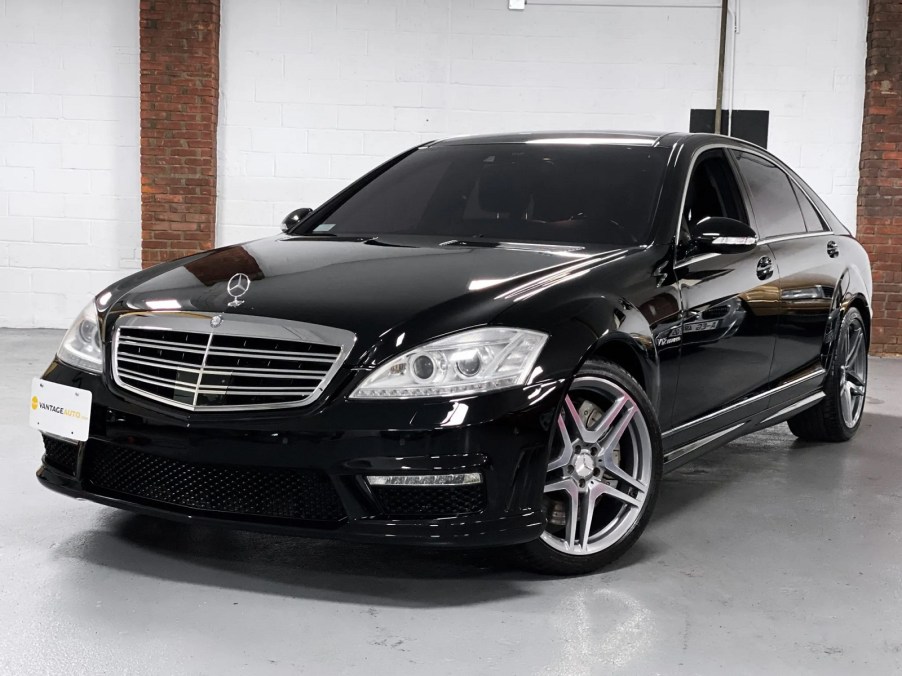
42;435;79;475
83;443;346;523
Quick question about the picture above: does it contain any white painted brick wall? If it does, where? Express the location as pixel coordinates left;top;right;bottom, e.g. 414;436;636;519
0;0;140;328
218;0;867;246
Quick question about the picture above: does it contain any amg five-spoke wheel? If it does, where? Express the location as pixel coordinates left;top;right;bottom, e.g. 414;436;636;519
520;361;662;575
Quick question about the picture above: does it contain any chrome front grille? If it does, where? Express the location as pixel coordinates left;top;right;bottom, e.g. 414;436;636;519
112;313;355;412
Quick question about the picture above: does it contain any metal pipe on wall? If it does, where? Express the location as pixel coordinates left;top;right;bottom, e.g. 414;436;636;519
714;0;729;133
727;0;739;136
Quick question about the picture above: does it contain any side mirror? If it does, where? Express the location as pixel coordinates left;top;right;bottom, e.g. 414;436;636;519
690;217;758;254
281;207;313;233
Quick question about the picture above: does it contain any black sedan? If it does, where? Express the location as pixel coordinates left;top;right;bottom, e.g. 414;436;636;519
31;132;871;575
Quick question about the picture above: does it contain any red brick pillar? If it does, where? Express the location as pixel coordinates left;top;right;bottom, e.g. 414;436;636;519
139;0;220;268
858;0;902;355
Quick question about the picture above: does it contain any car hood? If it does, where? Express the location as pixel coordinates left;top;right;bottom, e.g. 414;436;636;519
107;234;635;362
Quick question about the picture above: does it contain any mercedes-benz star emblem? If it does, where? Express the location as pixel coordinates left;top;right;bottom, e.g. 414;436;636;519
210;314;223;328
226;273;251;308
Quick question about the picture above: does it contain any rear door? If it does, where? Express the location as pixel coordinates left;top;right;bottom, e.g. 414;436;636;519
668;149;779;438
730;151;839;404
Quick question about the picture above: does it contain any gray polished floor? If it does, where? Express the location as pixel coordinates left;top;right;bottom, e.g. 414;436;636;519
2;329;900;675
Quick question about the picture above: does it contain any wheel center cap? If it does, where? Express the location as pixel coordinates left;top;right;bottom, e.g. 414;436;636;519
572;452;595;479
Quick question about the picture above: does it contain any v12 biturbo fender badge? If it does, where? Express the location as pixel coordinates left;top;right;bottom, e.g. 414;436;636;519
226;273;251;308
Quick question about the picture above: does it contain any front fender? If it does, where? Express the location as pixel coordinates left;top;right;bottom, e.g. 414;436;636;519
501;292;662;412
495;247;674;416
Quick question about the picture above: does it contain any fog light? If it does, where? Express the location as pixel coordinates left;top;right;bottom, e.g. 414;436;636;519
366;473;482;487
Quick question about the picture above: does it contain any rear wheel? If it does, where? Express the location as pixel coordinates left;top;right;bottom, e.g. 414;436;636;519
518;361;662;575
788;307;868;442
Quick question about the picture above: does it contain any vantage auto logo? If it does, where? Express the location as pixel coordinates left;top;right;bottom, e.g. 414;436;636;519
31;396;85;419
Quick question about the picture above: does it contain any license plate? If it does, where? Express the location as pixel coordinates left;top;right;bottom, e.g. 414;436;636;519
29;378;92;442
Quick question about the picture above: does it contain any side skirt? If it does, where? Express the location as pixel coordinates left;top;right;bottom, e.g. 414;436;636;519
663;390;826;473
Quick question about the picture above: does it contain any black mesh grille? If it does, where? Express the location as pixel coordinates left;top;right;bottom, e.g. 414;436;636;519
42;436;79;475
373;484;486;517
83;443;346;523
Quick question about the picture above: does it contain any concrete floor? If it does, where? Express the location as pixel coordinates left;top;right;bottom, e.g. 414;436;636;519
2;329;901;675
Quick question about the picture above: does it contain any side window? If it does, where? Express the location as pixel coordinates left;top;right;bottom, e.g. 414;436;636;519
791;182;828;232
733;151;806;239
679;149;746;248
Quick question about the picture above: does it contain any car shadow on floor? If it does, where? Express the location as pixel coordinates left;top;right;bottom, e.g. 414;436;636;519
57;512;547;607
52;418;873;608
54;503;668;608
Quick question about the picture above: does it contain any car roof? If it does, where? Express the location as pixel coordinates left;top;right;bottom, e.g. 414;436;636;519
426;131;764;153
429;130;670;147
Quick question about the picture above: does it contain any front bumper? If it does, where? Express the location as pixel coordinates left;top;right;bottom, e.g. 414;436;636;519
36;361;565;547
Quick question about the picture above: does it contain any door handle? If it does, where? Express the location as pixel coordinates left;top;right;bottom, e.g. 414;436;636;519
827;240;840;258
756;256;774;280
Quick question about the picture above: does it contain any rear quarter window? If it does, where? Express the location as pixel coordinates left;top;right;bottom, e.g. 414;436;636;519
791;181;829;233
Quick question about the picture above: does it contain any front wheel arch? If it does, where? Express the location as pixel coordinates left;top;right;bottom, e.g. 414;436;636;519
574;331;660;413
591;338;649;394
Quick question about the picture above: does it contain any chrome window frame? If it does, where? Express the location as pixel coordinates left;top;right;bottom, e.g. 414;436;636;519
112;312;356;413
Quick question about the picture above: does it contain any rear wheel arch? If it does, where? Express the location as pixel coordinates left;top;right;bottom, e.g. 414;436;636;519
823;266;871;365
849;295;871;347
824;293;871;368
789;305;868;442
835;259;871;345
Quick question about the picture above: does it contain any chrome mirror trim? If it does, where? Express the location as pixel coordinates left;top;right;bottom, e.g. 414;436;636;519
711;236;757;247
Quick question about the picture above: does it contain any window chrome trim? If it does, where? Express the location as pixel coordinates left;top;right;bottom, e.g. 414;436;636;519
662;367;826;438
111;312;356;413
758;231;834;246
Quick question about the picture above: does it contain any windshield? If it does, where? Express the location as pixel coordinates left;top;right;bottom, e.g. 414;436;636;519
300;143;669;245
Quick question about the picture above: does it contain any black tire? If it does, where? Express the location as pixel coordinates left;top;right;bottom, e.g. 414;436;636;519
788;307;868;442
517;360;663;576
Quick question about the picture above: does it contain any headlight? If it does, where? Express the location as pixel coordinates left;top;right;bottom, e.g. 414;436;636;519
57;302;103;374
351;327;548;399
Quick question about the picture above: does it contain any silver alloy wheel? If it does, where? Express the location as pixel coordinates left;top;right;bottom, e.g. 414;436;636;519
839;317;868;428
541;376;653;556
